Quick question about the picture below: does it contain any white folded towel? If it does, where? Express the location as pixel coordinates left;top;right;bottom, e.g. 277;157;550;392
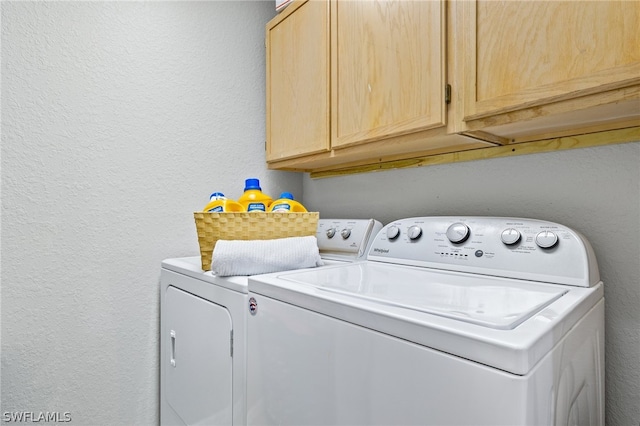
211;236;324;276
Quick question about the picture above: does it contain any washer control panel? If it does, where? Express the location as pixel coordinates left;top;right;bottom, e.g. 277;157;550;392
367;217;599;287
317;219;383;261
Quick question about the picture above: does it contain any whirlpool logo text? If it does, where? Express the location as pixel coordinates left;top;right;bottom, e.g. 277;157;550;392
373;248;390;254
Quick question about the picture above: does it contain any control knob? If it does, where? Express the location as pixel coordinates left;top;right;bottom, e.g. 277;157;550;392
386;225;400;240
340;228;351;239
407;225;422;240
325;228;336;239
446;222;470;244
536;231;558;249
501;228;521;245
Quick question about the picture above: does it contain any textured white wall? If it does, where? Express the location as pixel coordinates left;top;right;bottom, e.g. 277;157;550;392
3;1;639;425
1;2;292;424
304;141;640;426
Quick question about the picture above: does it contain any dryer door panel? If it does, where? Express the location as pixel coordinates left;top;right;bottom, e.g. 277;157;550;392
165;286;233;425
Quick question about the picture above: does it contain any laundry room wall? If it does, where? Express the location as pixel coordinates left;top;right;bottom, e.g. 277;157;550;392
1;2;287;424
303;140;640;426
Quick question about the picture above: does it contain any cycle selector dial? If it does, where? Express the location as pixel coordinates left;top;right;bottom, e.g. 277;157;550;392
386;225;400;240
446;223;470;244
325;228;336;239
340;228;351;239
407;225;422;240
536;231;559;249
501;228;521;245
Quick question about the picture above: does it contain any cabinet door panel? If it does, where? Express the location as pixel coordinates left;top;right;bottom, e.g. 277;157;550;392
331;0;446;149
464;0;640;121
266;0;330;161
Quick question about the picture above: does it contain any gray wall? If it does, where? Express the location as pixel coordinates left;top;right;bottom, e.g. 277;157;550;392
1;2;287;424
304;141;640;426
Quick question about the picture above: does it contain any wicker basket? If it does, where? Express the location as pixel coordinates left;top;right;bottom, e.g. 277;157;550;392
193;211;320;271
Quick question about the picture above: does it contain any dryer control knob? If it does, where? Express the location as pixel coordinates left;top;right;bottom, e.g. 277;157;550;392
326;228;336;239
340;228;351;239
446;223;470;244
386;225;400;240
407;225;422;240
536;231;558;249
501;228;521;245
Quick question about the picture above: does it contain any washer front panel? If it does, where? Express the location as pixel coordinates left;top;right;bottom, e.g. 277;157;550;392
246;294;604;425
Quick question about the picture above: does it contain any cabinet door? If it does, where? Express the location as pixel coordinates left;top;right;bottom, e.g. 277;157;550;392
164;286;233;425
266;0;330;161
463;0;640;121
331;0;446;149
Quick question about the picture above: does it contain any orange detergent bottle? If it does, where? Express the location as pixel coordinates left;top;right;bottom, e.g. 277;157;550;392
203;192;245;212
267;192;308;212
237;179;273;212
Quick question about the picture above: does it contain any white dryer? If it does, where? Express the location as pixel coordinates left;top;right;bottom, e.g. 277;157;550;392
160;218;382;426
246;217;604;426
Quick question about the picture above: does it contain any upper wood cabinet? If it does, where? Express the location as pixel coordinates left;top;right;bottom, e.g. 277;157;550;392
265;0;491;169
459;0;640;141
266;0;330;161
266;0;640;173
331;0;446;149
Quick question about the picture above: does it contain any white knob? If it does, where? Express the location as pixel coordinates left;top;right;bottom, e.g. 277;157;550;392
326;228;336;239
536;231;558;249
407;225;422;240
501;228;521;245
386;225;400;240
446;223;470;244
340;228;351;239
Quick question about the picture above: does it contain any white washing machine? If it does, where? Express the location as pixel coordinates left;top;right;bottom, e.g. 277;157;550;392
160;218;382;426
246;216;605;426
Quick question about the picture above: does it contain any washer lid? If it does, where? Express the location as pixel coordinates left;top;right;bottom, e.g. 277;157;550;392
249;262;603;375
281;262;566;330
